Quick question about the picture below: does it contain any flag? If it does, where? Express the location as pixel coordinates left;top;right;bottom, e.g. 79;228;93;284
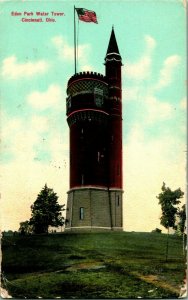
75;8;98;24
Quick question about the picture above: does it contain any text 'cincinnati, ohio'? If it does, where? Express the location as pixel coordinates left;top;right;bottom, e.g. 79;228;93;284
21;18;56;22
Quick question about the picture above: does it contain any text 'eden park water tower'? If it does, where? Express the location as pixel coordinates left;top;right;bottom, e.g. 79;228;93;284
65;28;123;231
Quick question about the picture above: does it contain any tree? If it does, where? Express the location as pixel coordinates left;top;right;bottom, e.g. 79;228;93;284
177;204;186;255
29;184;65;234
157;182;184;261
19;220;33;235
177;204;186;235
152;228;162;233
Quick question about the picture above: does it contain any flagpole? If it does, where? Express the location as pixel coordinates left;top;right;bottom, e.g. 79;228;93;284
74;6;77;74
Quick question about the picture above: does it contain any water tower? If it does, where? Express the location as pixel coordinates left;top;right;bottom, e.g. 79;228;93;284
65;28;123;231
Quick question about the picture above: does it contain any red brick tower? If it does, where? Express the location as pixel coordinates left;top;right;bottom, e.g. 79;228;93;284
65;28;123;231
105;27;123;190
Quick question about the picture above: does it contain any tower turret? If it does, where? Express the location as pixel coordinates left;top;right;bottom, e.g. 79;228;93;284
105;27;123;190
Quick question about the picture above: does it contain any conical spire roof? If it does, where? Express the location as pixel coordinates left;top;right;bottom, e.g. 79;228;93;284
106;27;120;56
105;27;122;63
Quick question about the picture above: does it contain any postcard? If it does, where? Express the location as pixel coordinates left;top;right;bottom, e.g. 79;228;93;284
1;0;186;298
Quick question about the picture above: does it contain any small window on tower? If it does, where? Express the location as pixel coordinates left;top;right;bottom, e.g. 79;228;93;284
80;207;84;220
81;174;84;185
97;151;100;162
117;196;120;206
80;128;84;139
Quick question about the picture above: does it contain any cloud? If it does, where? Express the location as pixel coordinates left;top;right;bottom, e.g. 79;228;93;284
1;55;49;79
123;86;140;102
31;116;49;133
144;35;156;54
1;116;22;140
124;35;156;81
125;57;151;80
180;97;186;110
154;55;181;90
145;95;173;123
122;35;181;126
9;127;39;162
52;36;73;61
1;160;69;231
123;124;186;232
51;35;91;65
124;36;181;94
81;65;94;72
27;84;63;110
0;113;34;160
1;108;66;165
123;85;174;125
1;112;69;231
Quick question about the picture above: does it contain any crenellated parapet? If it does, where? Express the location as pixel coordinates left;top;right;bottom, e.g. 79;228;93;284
66;71;108;116
67;71;107;87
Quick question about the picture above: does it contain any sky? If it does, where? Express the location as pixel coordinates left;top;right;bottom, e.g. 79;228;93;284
0;0;187;232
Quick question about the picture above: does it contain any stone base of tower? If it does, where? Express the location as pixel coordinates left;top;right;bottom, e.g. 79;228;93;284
65;187;123;232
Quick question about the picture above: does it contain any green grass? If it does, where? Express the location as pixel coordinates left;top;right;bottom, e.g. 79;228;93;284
1;232;186;298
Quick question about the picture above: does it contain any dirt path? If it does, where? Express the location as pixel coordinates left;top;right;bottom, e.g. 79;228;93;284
131;271;179;294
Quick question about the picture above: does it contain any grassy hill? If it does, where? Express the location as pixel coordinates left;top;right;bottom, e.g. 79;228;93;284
1;231;186;298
